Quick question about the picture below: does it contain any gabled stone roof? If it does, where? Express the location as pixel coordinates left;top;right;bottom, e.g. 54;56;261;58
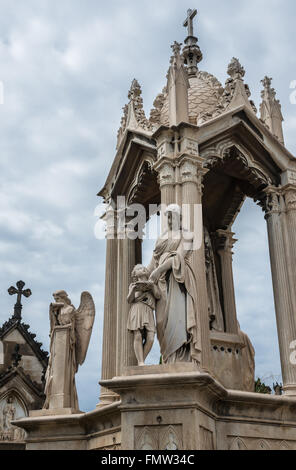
0;316;48;368
0;364;45;397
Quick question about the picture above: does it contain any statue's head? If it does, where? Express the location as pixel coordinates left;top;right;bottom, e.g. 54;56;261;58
132;264;149;281
53;290;71;305
165;204;182;231
6;396;13;404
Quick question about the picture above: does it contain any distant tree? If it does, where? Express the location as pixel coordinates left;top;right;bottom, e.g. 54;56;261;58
254;378;272;394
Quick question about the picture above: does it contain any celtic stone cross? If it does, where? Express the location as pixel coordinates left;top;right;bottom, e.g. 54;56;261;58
8;280;32;320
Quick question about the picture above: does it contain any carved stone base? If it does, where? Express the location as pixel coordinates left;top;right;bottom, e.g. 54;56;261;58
101;366;296;450
13;367;296;450
101;365;222;450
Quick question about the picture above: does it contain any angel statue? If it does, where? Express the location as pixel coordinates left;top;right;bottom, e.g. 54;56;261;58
43;290;95;411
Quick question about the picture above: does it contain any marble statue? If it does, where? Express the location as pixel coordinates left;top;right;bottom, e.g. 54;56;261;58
127;264;160;366
147;204;200;364
43;290;95;411
204;227;225;332
3;396;16;431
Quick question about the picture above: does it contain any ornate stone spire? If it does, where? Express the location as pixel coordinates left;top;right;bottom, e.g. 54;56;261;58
166;41;189;126
182;9;203;77
116;79;151;149
260;76;284;144
227;57;246;80
221;57;257;113
197;57;257;124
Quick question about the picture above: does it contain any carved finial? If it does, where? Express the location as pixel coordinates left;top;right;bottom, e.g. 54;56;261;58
260;76;284;144
170;41;183;68
128;79;142;101
116;79;151;148
182;9;202;76
8;280;32;321
167;39;189;126
227;58;245;80
171;41;182;56
261;76;276;100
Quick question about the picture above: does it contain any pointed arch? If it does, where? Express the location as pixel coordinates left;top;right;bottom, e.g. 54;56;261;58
257;439;271;450
0;388;29;417
229;437;248;450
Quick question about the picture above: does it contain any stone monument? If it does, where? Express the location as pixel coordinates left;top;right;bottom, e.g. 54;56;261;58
15;9;296;450
0;281;48;450
31;290;95;415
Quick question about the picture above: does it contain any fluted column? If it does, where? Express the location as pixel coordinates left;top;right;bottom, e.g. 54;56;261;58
154;159;176;231
281;185;296;395
282;185;296;312
264;188;296;396
215;230;238;334
117;218;138;374
179;156;211;371
99;205;119;405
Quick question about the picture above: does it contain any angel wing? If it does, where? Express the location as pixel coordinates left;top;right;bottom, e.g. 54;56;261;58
75;291;96;367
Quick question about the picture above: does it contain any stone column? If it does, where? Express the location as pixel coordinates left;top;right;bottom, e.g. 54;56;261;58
154;159;176;231
282;185;296;313
280;185;296;395
264;188;296;396
179;156;211;372
215;230;238;335
116;217;138;375
99;205;119;405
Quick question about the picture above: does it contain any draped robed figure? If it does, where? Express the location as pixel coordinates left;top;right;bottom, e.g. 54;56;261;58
147;205;201;364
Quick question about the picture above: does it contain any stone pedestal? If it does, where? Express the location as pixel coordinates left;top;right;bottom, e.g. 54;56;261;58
46;325;75;411
101;365;296;450
101;364;220;450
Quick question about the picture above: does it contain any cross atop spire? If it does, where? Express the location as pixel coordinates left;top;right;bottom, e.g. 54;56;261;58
183;8;197;38
182;8;202;76
8;280;32;320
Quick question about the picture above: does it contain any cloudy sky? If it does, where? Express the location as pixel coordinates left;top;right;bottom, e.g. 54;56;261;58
0;0;295;411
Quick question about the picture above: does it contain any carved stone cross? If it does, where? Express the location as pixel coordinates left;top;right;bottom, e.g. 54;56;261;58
183;8;197;37
8;280;32;320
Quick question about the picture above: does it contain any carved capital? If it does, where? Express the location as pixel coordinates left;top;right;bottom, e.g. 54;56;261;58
179;159;198;184
176;156;208;195
282;185;296;212
214;230;237;255
262;187;282;217
154;159;175;188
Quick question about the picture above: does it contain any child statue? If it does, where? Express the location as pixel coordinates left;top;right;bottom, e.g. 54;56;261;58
127;264;160;366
